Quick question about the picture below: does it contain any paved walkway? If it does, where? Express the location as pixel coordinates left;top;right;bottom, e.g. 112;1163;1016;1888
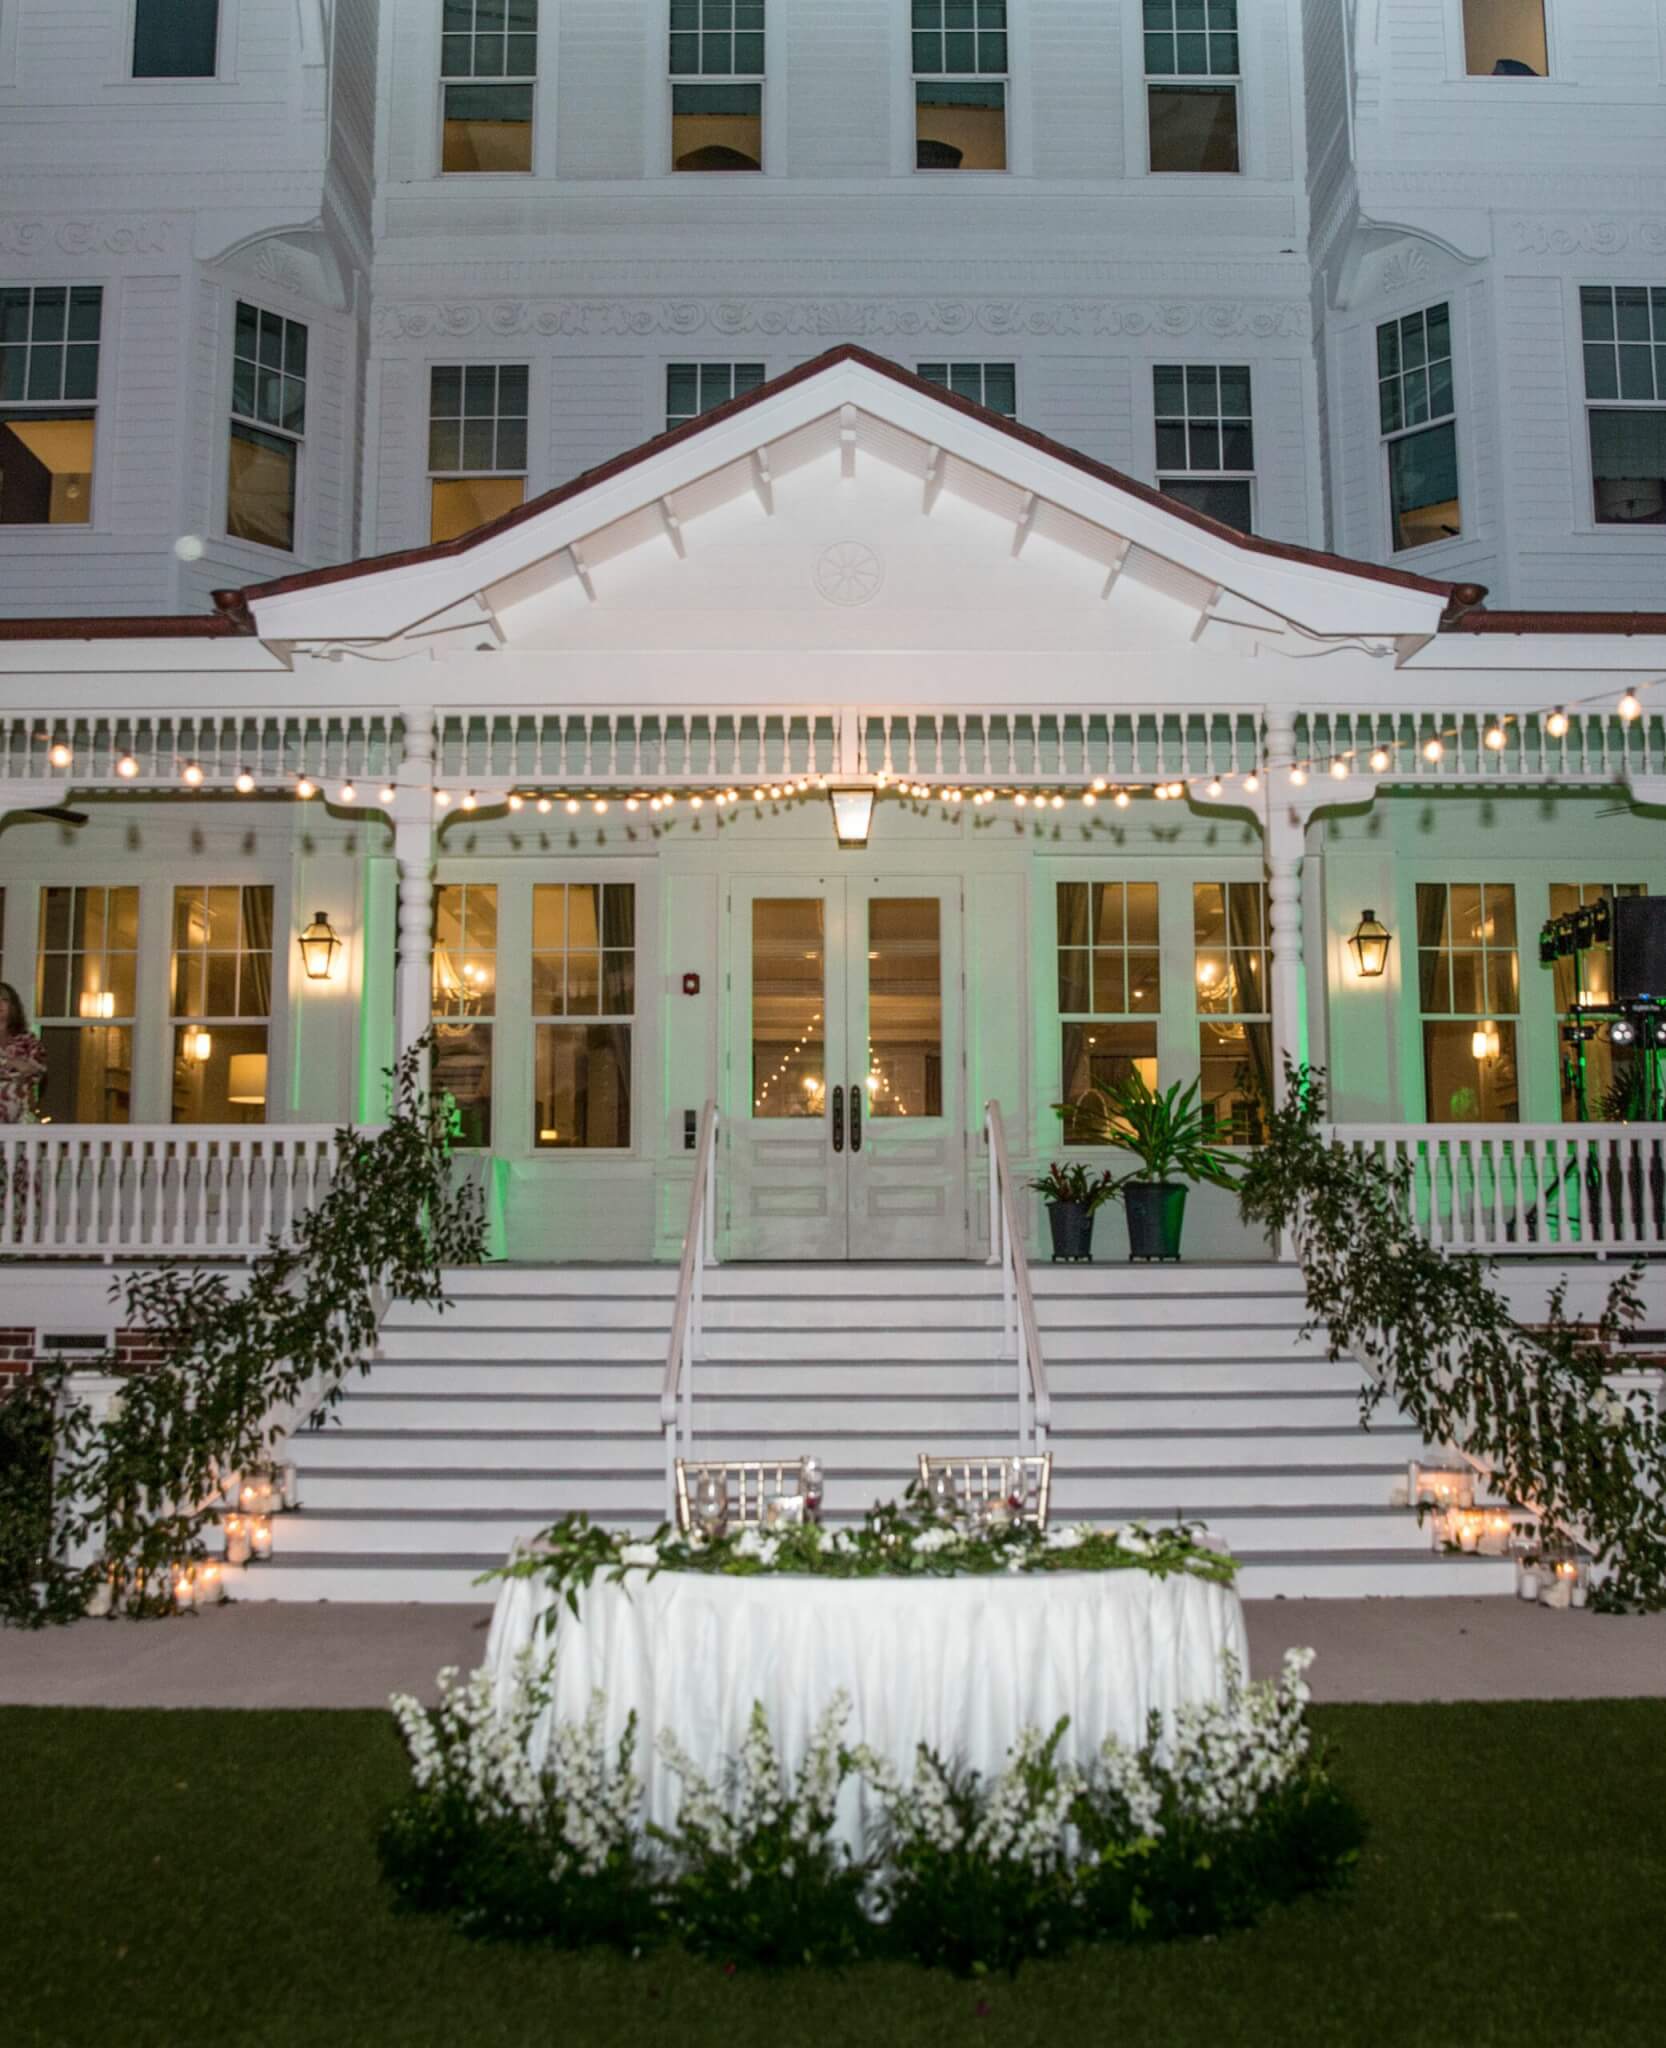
1;1598;1662;1709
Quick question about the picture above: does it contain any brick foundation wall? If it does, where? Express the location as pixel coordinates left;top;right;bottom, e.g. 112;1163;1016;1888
114;1328;170;1371
0;1327;36;1377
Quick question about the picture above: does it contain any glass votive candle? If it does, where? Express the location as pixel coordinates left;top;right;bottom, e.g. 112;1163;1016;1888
222;1515;251;1566
279;1463;299;1510
1479;1511;1513;1556
249;1516;274;1560
196;1561;224;1607
173;1569;197;1612
1516;1557;1541;1601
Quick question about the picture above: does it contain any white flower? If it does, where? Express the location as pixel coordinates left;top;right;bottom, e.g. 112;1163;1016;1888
1044;1524;1086;1552
1119;1531;1152;1557
911;1525;959;1554
731;1526;781;1566
619;1542;660;1568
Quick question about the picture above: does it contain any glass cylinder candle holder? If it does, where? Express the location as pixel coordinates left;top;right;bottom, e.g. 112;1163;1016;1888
222;1515;251;1566
196;1561;225;1607
1479;1511;1514;1557
801;1457;825;1522
692;1472;727;1542
249;1516;274;1561
928;1468;958;1521
173;1569;197;1612
279;1463;299;1511
1516;1556;1541;1601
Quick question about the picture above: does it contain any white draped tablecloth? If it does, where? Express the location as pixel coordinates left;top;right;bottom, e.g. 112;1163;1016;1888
485;1565;1248;1858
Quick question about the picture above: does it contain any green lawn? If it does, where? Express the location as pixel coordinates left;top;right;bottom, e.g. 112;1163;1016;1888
3;1700;1664;2048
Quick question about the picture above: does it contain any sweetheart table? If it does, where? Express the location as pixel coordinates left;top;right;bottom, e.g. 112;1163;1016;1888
485;1563;1248;1857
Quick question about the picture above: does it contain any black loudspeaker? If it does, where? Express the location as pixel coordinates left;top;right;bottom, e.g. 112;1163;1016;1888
1612;897;1666;1002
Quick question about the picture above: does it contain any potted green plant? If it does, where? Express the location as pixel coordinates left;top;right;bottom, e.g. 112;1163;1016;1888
1025;1160;1116;1263
1053;1072;1241;1261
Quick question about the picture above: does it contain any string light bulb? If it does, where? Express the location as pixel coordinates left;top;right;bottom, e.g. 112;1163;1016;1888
1050;793;1065;809
1618;691;1642;722
1114;790;1131;808
1484;725;1506;751
536;796;552;814
1243;774;1259;794
507;792;524;811
1546;708;1569;738
1329;759;1348;780
296;776;317;800
1290;766;1308;786
1422;737;1444;763
116;753;139;779
1091;776;1108;793
1082;789;1097;807
1206;777;1223;798
690;794;703;809
235;770;256;795
433;788;450;808
337;781;356;804
49;741;72;768
461;791;477;812
379;784;397;805
1369;748;1391;773
593;798;608;814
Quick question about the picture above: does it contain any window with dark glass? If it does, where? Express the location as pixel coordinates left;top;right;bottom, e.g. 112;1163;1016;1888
35;885;139;1124
1378;303;1460;551
429;364;528;542
1155;364;1254;532
913;1;1007;171
1417;882;1519;1124
671;1;765;171
666;361;765;430
1145;1;1239;173
227;301;306;552
1580;287;1666;526
1056;881;1160;1144
133;0;219;77
442;0;537;173
0;286;101;527
433;883;497;1148
170;886;274;1126
917;362;1017;418
532;884;635;1149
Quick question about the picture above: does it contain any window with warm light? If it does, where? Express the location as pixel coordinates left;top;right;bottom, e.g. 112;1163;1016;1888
1580;287;1666;527
0;286;100;527
665;361;765;431
1155;364;1254;532
227;302;306;552
429;364;528;542
1378;303;1460;551
133;0;219;77
35;885;139;1123
671;1;764;171
751;898;825;1118
1193;881;1269;1143
433;883;496;1148
442;0;537;172
1145;0;1240;173
1549;882;1646;1120
1461;0;1547;77
532;884;634;1149
170;886;274;1126
913;0;1007;171
1417;882;1519;1122
917;361;1017;418
1056;881;1160;1143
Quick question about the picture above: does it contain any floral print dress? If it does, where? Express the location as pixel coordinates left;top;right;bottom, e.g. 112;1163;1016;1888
0;1030;46;1125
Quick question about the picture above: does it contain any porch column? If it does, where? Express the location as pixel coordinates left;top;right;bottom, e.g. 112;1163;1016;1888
393;708;437;1080
1263;711;1307;1104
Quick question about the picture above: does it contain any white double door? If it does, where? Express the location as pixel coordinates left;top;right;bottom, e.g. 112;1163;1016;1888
724;875;966;1260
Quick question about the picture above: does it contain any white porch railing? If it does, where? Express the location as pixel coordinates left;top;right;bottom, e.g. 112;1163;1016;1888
1328;1123;1666;1256
0;1126;356;1259
661;1100;720;1512
985;1100;1050;1454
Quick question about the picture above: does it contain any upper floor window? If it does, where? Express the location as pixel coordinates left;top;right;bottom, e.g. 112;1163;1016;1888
0;286;101;527
913;1;1007;171
442;0;537;173
917;361;1016;418
1580;286;1666;527
429;364;528;542
133;0;219;78
228;301;306;553
666;361;765;430
1145;1;1239;173
1462;0;1547;77
671;1;764;172
1378;303;1460;552
1154;364;1254;532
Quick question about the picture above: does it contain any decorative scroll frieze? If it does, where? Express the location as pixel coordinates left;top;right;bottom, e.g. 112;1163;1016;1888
1505;217;1666;257
0;217;173;257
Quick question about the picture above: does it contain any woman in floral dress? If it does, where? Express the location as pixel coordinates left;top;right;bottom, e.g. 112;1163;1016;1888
0;982;46;1124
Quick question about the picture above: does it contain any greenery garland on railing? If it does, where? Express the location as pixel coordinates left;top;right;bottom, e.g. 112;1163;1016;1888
490;1496;1238;1624
0;1041;484;1627
1237;1062;1666;1612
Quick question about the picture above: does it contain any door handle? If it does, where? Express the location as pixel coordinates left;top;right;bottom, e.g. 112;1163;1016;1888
831;1083;844;1153
849;1078;863;1153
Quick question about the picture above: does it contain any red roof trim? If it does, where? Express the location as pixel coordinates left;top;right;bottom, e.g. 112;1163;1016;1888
0;613;247;642
1441;610;1666;636
227;344;1463;614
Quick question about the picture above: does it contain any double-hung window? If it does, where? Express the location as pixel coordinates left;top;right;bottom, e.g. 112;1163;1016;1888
228;301;306;552
0;286;101;527
532;884;635;1149
666;361;765;430
1580;287;1666;526
433;883;497;1148
1378;303;1460;552
670;2;764;172
1417;882;1519;1123
133;0;219;77
1193;882;1270;1143
1462;1;1547;77
1155;364;1254;531
170;886;274;1126
442;1;537;174
1056;882;1160;1144
917;361;1017;418
429;365;528;542
912;2;1007;172
35;885;139;1124
1145;2;1240;173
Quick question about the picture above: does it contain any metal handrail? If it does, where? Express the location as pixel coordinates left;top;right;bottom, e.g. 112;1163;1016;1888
661;1100;720;1512
985;1100;1050;1453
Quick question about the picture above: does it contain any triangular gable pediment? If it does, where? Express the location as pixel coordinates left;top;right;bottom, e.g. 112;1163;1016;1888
236;347;1454;651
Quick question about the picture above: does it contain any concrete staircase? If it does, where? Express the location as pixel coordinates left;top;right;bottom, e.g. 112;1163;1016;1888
237;1261;1515;1603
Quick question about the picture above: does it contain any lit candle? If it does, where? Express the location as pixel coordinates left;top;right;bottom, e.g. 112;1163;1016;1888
279;1463;299;1511
1517;1563;1540;1602
222;1515;250;1565
173;1569;197;1612
1480;1512;1513;1556
1457;1514;1480;1554
250;1516;274;1561
197;1561;224;1608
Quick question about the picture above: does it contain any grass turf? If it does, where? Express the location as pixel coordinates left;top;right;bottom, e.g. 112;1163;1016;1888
2;1700;1663;2048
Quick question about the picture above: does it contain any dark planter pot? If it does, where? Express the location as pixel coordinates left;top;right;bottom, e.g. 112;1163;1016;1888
1046;1200;1096;1263
1124;1181;1188;1261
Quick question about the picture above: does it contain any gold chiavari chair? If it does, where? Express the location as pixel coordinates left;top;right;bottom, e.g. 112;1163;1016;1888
916;1452;1053;1530
674;1457;819;1536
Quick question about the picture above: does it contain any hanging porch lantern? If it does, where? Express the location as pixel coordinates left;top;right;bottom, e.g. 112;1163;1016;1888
827;785;876;849
297;910;342;982
1347;909;1392;979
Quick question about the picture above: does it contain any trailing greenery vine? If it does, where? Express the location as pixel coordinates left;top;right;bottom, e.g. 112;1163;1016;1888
0;1041;483;1626
1237;1062;1666;1612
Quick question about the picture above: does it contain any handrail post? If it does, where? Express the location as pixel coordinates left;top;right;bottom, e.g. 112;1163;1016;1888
662;1098;720;1519
983;1100;1050;1458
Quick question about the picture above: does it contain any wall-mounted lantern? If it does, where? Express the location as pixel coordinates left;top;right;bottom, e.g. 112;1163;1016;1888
827;785;875;849
1347;909;1392;979
297;910;343;982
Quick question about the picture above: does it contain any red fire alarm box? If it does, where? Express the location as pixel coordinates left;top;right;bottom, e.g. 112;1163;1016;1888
682;972;701;996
